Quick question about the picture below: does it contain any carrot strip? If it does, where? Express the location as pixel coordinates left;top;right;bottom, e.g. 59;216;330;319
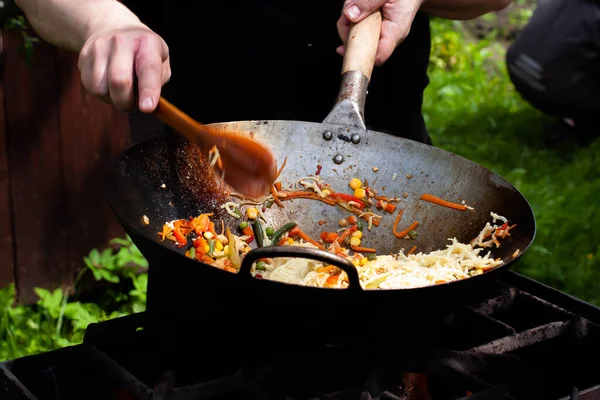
407;245;417;255
337;225;358;244
420;193;467;211
271;185;284;208
296;228;324;249
392;209;405;238
274;181;282;191
396;221;419;238
275;156;288;180
351;246;376;253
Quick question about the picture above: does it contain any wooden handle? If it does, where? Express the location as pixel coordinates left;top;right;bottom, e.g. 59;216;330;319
153;97;209;146
341;10;382;80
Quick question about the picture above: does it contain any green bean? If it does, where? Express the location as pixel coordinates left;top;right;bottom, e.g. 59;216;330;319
270;221;298;245
356;221;364;231
238;221;248;230
189;247;196;259
253;219;266;247
207;239;216;255
367;253;377;261
266;227;275;237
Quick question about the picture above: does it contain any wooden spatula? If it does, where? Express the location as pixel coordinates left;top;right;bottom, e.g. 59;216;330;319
153;97;278;198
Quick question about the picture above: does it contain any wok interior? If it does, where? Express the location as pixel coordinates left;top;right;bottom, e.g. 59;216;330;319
105;121;536;271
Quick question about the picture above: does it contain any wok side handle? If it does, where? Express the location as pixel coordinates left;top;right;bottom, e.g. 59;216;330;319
239;247;364;292
323;10;382;130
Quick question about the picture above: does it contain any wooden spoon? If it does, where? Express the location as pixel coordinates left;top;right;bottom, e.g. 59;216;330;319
153;97;278;198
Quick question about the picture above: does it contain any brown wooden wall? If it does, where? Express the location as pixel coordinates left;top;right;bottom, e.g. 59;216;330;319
0;30;132;304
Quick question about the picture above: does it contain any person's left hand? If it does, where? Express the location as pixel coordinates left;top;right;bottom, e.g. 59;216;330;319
337;0;425;66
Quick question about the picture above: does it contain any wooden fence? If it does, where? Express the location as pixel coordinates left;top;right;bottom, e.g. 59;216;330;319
0;29;132;304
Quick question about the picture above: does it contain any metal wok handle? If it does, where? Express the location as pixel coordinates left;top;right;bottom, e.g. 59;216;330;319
239;246;364;292
323;10;382;130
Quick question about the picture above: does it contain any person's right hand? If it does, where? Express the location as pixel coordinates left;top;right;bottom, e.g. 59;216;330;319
78;25;171;113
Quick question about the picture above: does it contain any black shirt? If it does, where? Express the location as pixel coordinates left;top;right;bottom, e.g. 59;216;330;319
141;1;432;144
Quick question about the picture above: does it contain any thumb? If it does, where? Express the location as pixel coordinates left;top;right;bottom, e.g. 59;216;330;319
342;0;387;23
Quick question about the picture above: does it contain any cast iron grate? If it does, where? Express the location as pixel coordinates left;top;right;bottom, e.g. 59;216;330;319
2;273;600;400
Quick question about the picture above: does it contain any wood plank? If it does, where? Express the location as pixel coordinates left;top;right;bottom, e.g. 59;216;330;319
0;31;15;289
3;31;66;303
54;50;130;282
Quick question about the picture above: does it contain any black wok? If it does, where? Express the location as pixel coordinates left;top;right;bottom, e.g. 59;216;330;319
104;13;536;333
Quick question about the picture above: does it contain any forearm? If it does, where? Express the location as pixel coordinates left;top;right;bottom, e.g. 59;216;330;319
420;0;512;20
14;0;145;52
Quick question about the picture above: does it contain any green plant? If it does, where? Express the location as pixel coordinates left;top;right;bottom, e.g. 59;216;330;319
0;236;147;362
4;16;39;65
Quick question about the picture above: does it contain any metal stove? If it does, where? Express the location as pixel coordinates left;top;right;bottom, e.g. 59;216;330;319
2;271;600;400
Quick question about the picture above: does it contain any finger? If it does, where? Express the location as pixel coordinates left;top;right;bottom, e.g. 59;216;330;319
374;22;401;65
336;14;352;46
135;36;167;113
336;45;345;57
342;0;388;23
78;40;110;98
162;57;172;85
107;35;136;111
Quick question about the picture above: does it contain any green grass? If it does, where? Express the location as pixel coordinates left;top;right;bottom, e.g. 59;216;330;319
424;19;600;305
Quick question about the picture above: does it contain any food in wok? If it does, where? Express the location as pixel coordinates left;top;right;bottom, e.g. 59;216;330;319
152;167;518;290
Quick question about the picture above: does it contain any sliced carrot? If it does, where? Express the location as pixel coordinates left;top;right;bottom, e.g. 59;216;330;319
393;209;405;238
420;193;467;211
337;225;358;244
296;228;324;249
271;185;284;208
326;274;340;285
347;215;357;224
396;221;419;238
384;203;397;213
351;246;377;253
318;220;327;225
275;156;288;180
274;181;282;191
407;245;417;255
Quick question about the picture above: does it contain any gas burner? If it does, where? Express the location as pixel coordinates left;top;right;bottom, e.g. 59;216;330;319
2;272;600;400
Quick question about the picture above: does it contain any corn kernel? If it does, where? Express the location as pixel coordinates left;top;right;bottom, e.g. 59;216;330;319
203;231;214;240
321;189;331;196
286;237;295;245
350;236;361;247
360;258;368;266
349;178;362;190
204;245;210;253
223;245;229;255
246;207;258;220
353;260;360;267
351;230;362;239
215;241;224;251
354;188;366;199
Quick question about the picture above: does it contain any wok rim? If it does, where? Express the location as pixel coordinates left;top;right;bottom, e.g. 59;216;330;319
104;121;538;293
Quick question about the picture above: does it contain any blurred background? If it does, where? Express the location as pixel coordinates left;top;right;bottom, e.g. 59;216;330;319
0;0;598;361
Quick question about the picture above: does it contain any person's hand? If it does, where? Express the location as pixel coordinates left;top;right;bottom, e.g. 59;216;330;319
337;0;424;66
78;25;171;113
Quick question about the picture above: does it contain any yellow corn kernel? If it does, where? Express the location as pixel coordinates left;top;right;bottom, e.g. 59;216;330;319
223;245;229;255
203;231;214;240
321;189;331;196
286;237;295;245
349;178;362;190
246;207;258;220
354;188;366;199
353;260;360;267
350;236;361;247
215;241;224;251
204;245;210;253
351;230;363;239
360;257;368;266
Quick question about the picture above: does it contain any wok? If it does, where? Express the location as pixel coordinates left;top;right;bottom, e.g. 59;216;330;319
104;13;536;330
